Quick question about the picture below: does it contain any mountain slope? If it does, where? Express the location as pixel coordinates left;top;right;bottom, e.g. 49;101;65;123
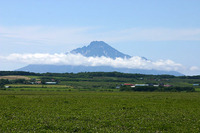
16;64;184;76
70;41;131;59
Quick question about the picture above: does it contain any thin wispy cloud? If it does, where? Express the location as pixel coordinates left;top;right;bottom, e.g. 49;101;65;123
1;26;200;46
0;26;94;46
105;28;200;42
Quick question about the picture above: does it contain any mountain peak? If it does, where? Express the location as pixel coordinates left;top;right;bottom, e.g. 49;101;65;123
87;41;114;50
70;41;131;59
89;41;108;47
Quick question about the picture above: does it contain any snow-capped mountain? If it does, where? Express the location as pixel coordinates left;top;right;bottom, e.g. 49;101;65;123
70;41;131;59
16;41;183;76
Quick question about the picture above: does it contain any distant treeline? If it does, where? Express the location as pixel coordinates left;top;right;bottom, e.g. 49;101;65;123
0;71;200;79
0;71;38;76
120;86;195;92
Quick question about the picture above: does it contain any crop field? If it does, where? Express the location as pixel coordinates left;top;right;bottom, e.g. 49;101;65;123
0;75;30;80
6;84;74;91
0;91;200;132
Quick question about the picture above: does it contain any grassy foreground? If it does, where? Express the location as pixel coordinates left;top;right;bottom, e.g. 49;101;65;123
0;91;200;132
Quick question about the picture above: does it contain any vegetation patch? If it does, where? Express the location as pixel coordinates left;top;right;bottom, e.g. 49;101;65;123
0;91;200;132
120;86;195;92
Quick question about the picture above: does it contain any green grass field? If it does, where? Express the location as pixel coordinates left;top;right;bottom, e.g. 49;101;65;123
0;91;200;132
6;84;73;91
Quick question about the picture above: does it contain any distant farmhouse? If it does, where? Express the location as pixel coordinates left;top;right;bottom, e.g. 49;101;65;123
45;82;57;85
122;83;172;88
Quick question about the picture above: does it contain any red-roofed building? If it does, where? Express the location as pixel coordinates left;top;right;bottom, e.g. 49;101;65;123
124;83;134;86
164;84;172;87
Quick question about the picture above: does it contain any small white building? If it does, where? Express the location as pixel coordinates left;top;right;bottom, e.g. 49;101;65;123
153;85;159;87
135;84;149;87
45;82;57;85
116;86;120;89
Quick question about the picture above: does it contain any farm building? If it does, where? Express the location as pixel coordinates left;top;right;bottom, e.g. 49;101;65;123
153;85;159;87
135;84;149;87
35;81;41;84
116;86;120;89
45;82;57;85
123;83;134;86
164;84;172;87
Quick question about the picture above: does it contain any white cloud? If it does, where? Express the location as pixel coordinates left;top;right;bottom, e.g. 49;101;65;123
0;53;183;72
190;66;199;71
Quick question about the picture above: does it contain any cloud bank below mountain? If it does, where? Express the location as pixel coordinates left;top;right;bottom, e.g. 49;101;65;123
0;53;187;72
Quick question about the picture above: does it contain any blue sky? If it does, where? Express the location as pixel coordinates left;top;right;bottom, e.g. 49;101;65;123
0;0;200;75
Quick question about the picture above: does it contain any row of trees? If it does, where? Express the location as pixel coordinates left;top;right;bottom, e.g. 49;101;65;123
1;71;200;79
0;71;39;76
0;71;176;78
120;86;195;92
